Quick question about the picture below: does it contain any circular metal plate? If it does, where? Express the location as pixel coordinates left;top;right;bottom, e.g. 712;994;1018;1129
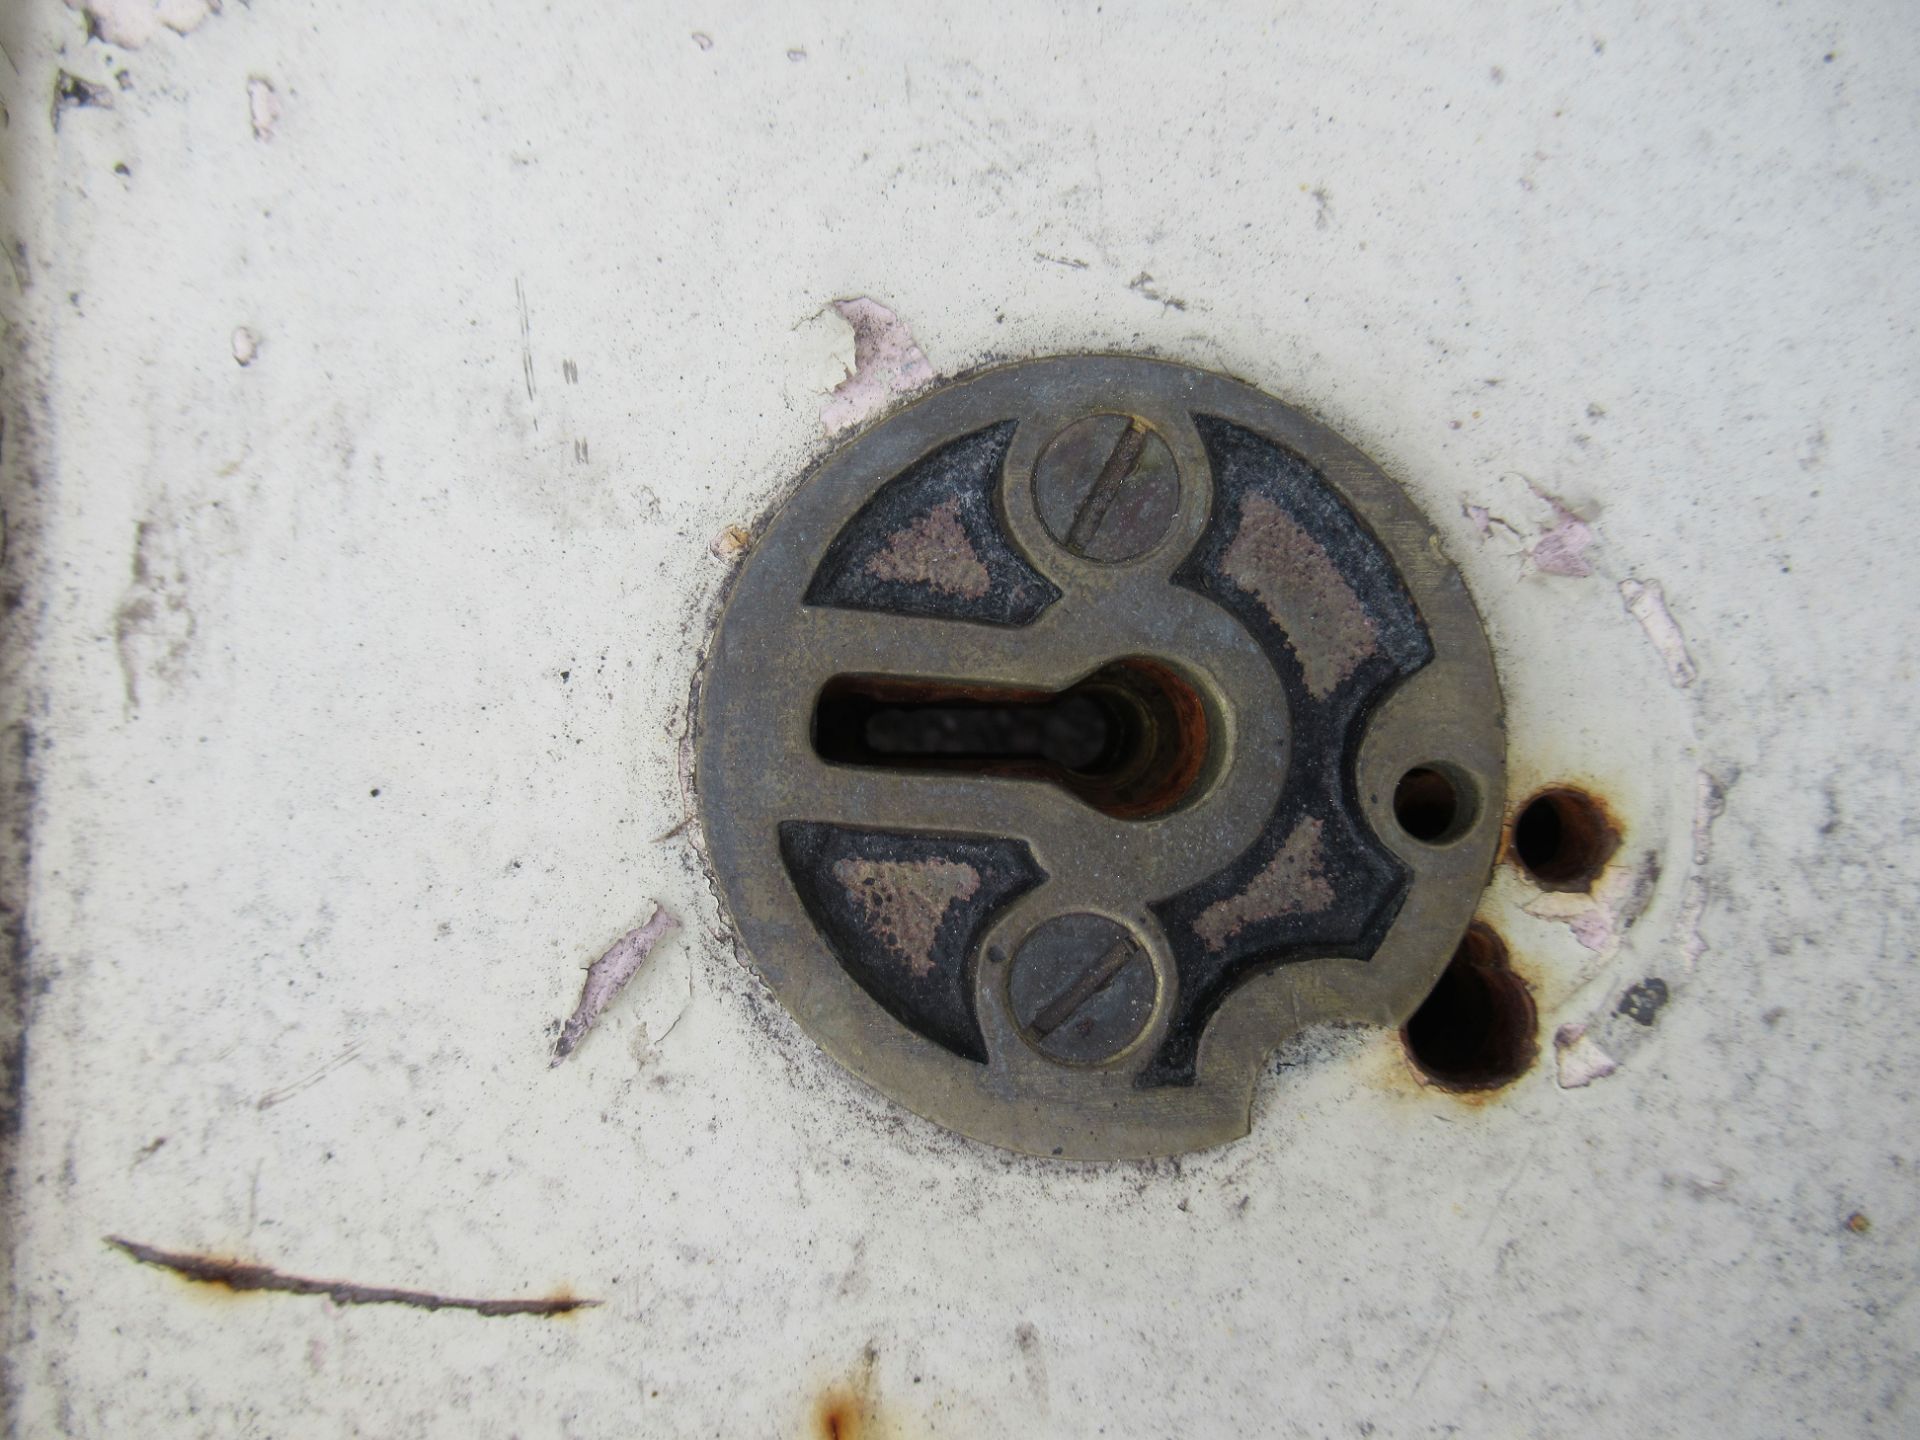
695;357;1504;1159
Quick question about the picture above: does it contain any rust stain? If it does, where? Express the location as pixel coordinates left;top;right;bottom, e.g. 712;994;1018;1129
813;1387;867;1440
811;1342;884;1439
832;857;980;977
863;500;989;598
1193;817;1333;952
106;1237;597;1318
1220;493;1377;699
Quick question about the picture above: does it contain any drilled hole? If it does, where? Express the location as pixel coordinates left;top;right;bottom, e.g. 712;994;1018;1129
1511;787;1619;890
1401;925;1536;1091
812;658;1209;820
1394;766;1470;843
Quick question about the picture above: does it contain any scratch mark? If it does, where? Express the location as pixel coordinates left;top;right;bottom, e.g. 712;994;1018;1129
106;1237;598;1317
1407;1142;1541;1404
552;904;679;1064
650;813;693;843
1036;252;1090;269
1406;1307;1455;1404
1475;1139;1539;1248
515;278;537;406
1127;271;1189;311
650;959;694;1051
256;1041;364;1110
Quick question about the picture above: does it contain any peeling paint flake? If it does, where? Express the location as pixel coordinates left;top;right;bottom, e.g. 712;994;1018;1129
52;69;114;130
1527;497;1597;577
115;516;197;715
1620;577;1698;687
819;297;935;435
1554;1023;1617;1088
247;77;280;141
1523;853;1658;958
552;905;678;1065
67;0;219;50
1461;476;1599;579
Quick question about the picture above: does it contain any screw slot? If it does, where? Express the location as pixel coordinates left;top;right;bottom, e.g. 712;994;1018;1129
1032;414;1181;563
1401;924;1536;1091
1009;913;1158;1065
1510;787;1618;890
1393;765;1474;844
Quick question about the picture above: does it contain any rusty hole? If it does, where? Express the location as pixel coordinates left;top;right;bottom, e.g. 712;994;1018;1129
1393;765;1474;843
813;657;1209;819
1510;786;1619;890
1400;923;1537;1091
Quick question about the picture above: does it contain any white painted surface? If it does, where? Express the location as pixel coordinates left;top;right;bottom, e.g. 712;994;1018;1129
3;1;1915;1435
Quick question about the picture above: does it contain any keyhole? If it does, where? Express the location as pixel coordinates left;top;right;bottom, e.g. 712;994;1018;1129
811;658;1210;819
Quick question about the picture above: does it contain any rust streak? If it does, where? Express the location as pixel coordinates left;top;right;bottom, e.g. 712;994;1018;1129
1221;493;1378;699
863;500;989;598
107;1237;598;1317
814;1389;865;1440
832;857;979;977
1194;817;1334;951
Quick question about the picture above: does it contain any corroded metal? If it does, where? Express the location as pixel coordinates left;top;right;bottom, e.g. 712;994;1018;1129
695;356;1505;1159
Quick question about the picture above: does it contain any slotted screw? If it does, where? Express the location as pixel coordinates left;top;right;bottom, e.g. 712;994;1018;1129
1032;414;1180;562
1008;913;1157;1064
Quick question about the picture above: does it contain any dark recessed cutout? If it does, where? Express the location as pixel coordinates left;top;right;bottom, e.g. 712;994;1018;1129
1401;924;1536;1091
1394;766;1469;843
1510;786;1619;890
812;658;1209;820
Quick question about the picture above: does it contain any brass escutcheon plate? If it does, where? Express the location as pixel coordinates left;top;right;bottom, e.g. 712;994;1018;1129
694;357;1505;1159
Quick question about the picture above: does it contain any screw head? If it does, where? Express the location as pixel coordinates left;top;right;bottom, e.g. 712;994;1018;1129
1032;414;1180;562
1008;913;1157;1064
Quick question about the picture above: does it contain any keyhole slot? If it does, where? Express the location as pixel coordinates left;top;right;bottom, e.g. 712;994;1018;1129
811;658;1210;820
